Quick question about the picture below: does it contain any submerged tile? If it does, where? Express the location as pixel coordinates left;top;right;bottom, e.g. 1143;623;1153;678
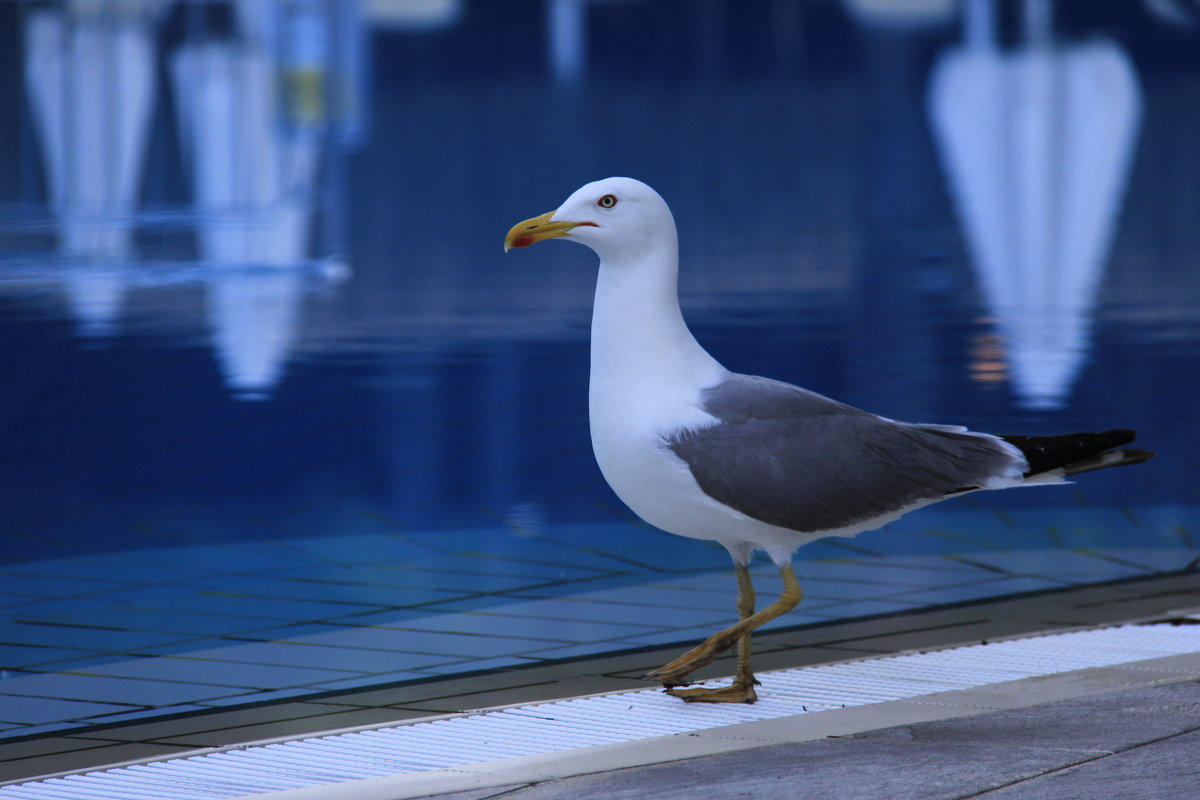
804;598;927;618
0;694;133;725
0;621;185;652
64;655;363;689
233;622;565;657
88;586;386;621
10;604;284;637
305;671;433;693
0;573;130;598
0;644;92;669
0;670;242;706
424;595;729;629
959;549;1151;581
410;655;535;676
342;609;664;642
257;565;543;596
885;576;1068;605
192;573;468;607
199;687;315;707
137;640;452;673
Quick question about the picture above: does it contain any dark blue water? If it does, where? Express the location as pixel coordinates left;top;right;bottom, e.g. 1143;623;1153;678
1;0;1198;738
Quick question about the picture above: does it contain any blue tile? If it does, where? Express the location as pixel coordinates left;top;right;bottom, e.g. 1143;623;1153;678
13;654;132;674
304;671;430;693
643;572;739;592
223;621;356;642
91;587;386;621
138;640;451;673
799;560;995;589
508;575;657;600
550;522;731;572
957;549;1149;581
516;582;733;611
516;641;632;662
344;610;663;643
0;721;80;739
797;560;952;586
0;693;133;724
238;623;564;657
0;621;186;651
8;554;211;585
398;528;546;556
266;534;431;564
411;656;535;676
886;576;1068;605
193;573;469;606
425;596;730;629
69;654;363;689
125;543;329;574
10;604;283;637
0;670;243;706
280;561;606;589
0;643;93;668
72;705;211;727
806;599;927;618
0;572;130;597
778;577;894;602
404;529;648;575
1079;547;1194;573
200;687;314;707
866;553;1003;574
601;626;727;649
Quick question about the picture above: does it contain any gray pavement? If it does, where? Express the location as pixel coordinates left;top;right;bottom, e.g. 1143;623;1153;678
413;678;1200;800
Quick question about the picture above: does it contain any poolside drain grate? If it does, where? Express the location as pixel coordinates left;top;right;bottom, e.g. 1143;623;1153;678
3;623;1199;799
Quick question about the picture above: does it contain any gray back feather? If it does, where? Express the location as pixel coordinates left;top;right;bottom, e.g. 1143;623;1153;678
666;374;1021;533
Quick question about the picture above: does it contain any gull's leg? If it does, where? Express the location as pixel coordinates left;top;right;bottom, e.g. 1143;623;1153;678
665;561;762;703
648;564;802;692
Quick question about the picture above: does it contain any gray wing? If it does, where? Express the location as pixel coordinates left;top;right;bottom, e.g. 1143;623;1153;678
666;374;1023;533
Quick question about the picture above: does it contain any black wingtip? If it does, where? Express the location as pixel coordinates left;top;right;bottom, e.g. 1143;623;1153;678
1001;429;1153;478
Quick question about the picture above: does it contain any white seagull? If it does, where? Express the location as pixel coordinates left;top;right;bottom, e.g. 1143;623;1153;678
504;177;1154;704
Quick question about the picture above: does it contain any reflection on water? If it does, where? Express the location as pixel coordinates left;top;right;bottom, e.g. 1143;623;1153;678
6;0;357;397
0;0;1198;738
929;0;1142;409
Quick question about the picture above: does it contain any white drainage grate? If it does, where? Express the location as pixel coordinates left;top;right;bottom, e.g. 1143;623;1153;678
4;623;1200;800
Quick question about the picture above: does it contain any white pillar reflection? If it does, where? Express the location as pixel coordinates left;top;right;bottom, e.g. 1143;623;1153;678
928;0;1142;409
172;36;319;399
24;4;161;337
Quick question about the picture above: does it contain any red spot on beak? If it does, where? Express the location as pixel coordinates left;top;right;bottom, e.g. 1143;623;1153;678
509;233;535;249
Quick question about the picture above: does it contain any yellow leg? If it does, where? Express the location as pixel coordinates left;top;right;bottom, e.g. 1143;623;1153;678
665;561;763;703
648;564;803;695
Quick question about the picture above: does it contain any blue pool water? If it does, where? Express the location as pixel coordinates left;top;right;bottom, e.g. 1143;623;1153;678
0;0;1198;738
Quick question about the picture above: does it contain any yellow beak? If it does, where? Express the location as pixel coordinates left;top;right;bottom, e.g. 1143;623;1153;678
504;211;595;252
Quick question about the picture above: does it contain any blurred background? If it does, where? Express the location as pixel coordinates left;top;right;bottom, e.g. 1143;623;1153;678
0;0;1198;738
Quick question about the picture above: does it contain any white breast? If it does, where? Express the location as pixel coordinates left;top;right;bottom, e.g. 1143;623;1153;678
588;361;756;544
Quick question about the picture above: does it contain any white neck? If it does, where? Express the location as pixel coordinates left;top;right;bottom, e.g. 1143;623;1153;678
588;244;725;430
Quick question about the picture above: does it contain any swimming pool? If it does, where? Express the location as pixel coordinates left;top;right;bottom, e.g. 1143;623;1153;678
1;0;1197;740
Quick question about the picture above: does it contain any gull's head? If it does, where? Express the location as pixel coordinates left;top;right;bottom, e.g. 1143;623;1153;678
504;177;675;263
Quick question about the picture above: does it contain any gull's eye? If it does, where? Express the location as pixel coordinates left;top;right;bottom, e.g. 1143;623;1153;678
597;194;618;209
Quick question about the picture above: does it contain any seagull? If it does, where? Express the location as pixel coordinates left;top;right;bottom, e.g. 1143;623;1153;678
504;177;1155;704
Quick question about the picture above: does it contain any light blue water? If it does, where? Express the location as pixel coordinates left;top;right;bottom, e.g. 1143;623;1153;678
0;0;1197;739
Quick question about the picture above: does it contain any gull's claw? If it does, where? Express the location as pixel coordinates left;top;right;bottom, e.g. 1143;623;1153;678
665;680;759;704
